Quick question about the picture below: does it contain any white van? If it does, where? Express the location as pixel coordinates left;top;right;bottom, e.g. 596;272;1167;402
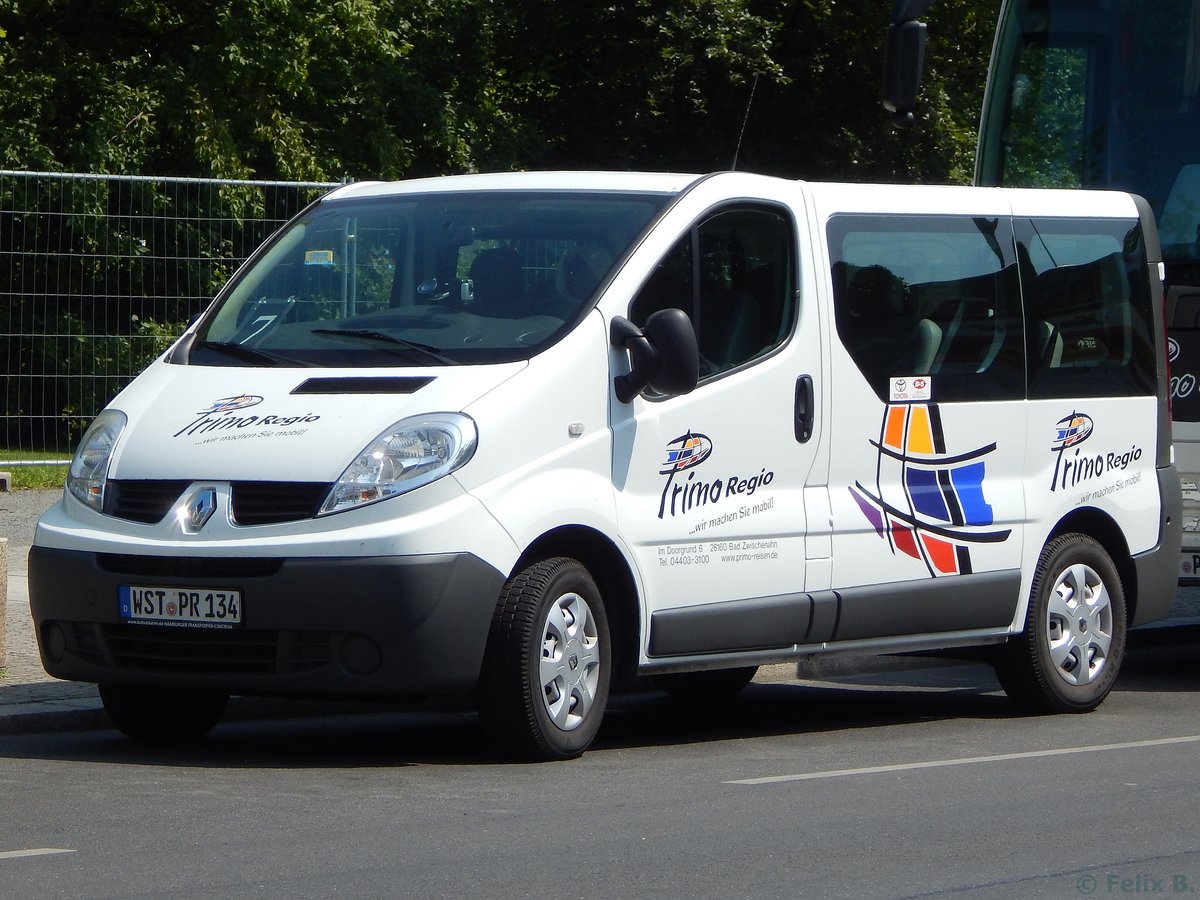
29;172;1181;759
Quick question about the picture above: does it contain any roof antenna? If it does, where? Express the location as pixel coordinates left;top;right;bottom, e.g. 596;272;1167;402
730;74;760;171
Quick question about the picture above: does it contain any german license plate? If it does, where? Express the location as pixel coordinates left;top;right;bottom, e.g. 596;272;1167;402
1180;552;1200;580
119;585;242;627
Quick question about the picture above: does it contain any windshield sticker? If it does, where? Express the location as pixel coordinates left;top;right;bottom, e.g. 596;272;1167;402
850;403;1010;577
304;249;335;266
1050;411;1144;499
889;376;931;403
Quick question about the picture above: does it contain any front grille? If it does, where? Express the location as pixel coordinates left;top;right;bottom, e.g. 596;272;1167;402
65;621;336;677
231;481;330;525
103;480;332;526
106;480;189;523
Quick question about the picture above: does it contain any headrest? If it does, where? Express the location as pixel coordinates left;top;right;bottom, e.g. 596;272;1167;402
846;264;907;317
556;245;613;299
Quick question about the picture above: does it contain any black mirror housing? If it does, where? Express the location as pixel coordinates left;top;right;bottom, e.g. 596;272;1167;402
610;309;699;403
883;19;928;128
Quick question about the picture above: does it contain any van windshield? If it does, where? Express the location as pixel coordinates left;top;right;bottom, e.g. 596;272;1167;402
193;190;670;367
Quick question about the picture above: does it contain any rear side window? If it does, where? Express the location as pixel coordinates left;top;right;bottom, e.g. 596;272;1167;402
1019;218;1156;398
828;214;1025;402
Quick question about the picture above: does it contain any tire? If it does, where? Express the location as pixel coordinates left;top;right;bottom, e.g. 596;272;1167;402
653;666;758;700
994;534;1126;714
99;683;229;743
478;558;611;761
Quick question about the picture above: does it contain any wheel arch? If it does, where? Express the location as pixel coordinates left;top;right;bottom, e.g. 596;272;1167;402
513;525;642;687
1046;507;1136;620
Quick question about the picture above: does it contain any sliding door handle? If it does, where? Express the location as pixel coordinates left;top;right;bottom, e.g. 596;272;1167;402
795;375;814;443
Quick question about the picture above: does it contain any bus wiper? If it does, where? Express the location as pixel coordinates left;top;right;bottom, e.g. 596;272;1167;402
310;328;457;365
197;341;312;367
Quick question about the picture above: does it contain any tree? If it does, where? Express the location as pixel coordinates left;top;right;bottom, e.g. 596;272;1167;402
0;1;997;183
0;0;480;180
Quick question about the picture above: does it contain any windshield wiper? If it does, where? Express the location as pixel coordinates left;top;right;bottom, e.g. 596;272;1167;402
197;341;312;367
310;328;457;365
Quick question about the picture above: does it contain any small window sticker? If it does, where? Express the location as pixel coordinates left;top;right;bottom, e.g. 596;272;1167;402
305;249;335;266
890;376;931;403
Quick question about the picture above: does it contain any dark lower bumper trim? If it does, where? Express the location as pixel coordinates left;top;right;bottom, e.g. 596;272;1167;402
28;546;505;697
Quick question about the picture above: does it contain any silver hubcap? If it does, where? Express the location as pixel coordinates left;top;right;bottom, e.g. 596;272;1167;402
540;592;601;731
1045;562;1113;686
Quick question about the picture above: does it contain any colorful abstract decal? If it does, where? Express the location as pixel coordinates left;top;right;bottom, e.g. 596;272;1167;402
660;431;713;474
198;395;263;415
850;403;1011;576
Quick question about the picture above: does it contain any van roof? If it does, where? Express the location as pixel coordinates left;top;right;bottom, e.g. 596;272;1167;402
328;170;704;199
326;170;1145;221
806;180;1142;219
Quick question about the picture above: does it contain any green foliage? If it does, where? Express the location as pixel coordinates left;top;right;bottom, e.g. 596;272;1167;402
0;1;995;182
28;313;185;444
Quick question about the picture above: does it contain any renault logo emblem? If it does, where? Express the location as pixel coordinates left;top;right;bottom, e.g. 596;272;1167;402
181;487;217;533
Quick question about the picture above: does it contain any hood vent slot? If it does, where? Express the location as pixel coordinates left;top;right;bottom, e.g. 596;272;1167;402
291;376;434;395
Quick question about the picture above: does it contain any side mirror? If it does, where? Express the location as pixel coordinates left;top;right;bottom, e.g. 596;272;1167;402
610;309;699;403
883;0;934;128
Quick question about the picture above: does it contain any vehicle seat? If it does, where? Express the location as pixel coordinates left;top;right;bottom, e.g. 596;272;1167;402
469;247;525;318
842;264;940;379
697;291;760;373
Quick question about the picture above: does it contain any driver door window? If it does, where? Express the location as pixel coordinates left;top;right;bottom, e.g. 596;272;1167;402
631;207;795;380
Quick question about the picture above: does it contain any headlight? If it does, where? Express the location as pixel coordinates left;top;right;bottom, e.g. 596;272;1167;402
319;413;477;515
67;409;128;512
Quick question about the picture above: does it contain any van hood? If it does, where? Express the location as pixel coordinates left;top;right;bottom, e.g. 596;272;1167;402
106;362;525;482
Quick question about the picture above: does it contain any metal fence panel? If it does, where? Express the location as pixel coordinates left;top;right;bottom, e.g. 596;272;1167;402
1;171;339;454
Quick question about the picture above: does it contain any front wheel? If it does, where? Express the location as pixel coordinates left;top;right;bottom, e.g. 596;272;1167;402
99;683;229;742
478;558;612;761
994;533;1126;714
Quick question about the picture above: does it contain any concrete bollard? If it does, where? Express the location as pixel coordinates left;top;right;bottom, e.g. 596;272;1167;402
1;536;7;670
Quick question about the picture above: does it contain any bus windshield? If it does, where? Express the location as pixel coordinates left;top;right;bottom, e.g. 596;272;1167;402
977;0;1200;263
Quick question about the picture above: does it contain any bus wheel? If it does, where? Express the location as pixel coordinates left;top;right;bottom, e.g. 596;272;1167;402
99;683;229;742
653;666;758;700
995;534;1126;714
479;558;611;760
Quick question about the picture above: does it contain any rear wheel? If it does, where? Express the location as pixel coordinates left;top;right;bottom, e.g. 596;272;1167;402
653;666;758;700
478;558;611;760
995;533;1126;713
99;683;229;742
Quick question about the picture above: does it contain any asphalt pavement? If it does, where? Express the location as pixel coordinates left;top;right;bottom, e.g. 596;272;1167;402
2;487;1198;739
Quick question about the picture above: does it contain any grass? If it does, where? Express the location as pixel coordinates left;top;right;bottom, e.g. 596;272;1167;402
0;449;69;490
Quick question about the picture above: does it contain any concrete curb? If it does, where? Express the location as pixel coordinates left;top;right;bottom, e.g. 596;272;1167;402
1;537;7;671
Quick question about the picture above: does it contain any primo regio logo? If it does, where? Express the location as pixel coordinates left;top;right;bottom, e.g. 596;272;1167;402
1049;411;1142;492
656;430;774;520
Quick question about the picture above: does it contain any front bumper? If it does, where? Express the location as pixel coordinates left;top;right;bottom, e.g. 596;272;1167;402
29;546;506;698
